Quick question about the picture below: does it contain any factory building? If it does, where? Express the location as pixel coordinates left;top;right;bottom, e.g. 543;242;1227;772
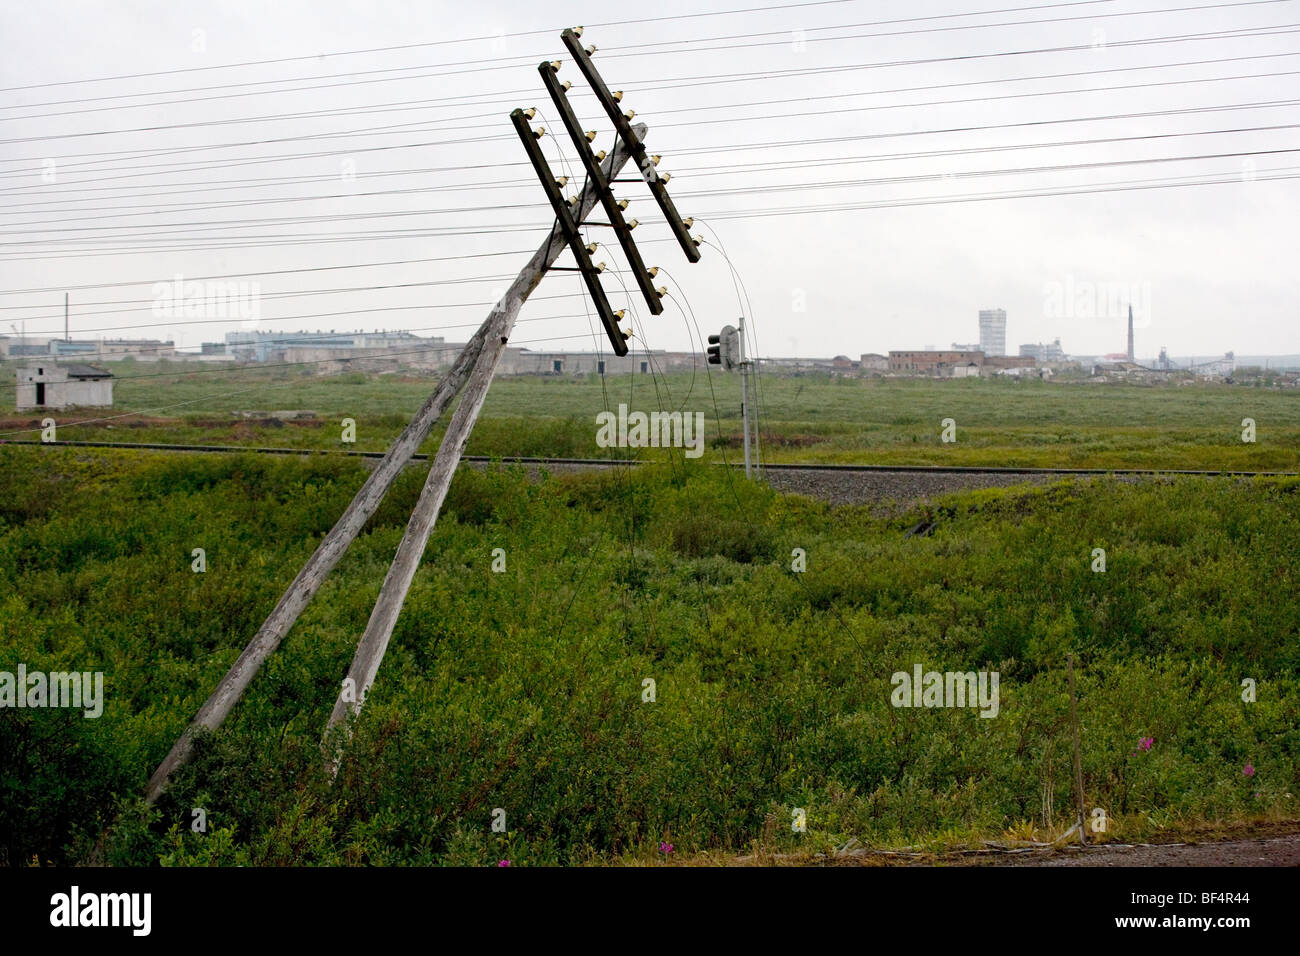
1;336;173;361
888;350;984;373
1018;339;1066;362
496;348;698;376
211;329;440;363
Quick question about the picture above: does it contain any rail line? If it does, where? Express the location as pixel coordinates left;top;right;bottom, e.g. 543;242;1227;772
4;439;1297;477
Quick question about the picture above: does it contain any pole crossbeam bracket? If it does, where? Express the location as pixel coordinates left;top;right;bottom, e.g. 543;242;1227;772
559;28;701;264
538;62;663;316
509;107;630;356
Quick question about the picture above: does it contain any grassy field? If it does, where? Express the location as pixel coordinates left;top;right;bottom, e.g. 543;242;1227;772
1;446;1297;865
4;362;1299;471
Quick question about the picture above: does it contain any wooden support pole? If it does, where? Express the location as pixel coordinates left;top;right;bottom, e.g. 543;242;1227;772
144;334;488;804
322;122;650;761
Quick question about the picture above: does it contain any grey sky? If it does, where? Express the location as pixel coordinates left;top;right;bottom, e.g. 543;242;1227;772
1;0;1296;362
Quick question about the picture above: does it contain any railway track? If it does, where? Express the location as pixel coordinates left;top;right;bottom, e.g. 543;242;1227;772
4;439;1297;478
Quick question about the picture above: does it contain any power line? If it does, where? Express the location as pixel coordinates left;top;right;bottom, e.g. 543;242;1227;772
699;164;1300;219
5;144;1297;260
2;290;617;335
4;15;1290;124
0;0;1127;115
5;46;1296;210
4;152;1293;263
0;272;522;316
0;0;1248;143
4;96;1295;240
6;36;1297;193
0;248;541;296
1;160;1293;268
7;50;1298;178
0;0;870;94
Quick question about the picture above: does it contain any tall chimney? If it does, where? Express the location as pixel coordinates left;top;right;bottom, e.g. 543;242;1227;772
1127;304;1134;363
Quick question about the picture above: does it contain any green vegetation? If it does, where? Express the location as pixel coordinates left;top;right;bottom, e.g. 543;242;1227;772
1;447;1296;865
5;364;1299;470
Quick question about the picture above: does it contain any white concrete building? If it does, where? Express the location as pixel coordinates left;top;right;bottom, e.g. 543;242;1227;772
16;364;114;410
978;309;1007;357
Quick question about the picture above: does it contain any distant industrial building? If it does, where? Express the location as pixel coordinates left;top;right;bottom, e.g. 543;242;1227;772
889;350;984;373
884;349;1040;376
0;338;50;359
979;309;1007;357
1192;352;1236;378
205;329;442;364
52;338;175;361
0;336;173;361
16;364;113;410
1019;339;1066;362
859;353;889;372
497;348;698;376
191;331;705;376
984;355;1036;370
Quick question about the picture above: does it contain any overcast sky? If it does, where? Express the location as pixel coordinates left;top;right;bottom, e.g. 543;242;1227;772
1;0;1297;362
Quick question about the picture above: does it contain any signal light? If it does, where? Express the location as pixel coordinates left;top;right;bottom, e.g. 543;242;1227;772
707;325;740;370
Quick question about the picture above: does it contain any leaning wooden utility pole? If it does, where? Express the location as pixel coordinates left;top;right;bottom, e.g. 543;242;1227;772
143;28;701;801
323;126;645;752
145;328;491;803
323;29;702;761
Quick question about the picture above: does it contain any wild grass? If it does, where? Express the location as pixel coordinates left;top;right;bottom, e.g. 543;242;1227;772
0;447;1296;865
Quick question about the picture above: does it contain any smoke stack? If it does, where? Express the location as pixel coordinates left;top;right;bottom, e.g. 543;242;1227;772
1127;304;1134;363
